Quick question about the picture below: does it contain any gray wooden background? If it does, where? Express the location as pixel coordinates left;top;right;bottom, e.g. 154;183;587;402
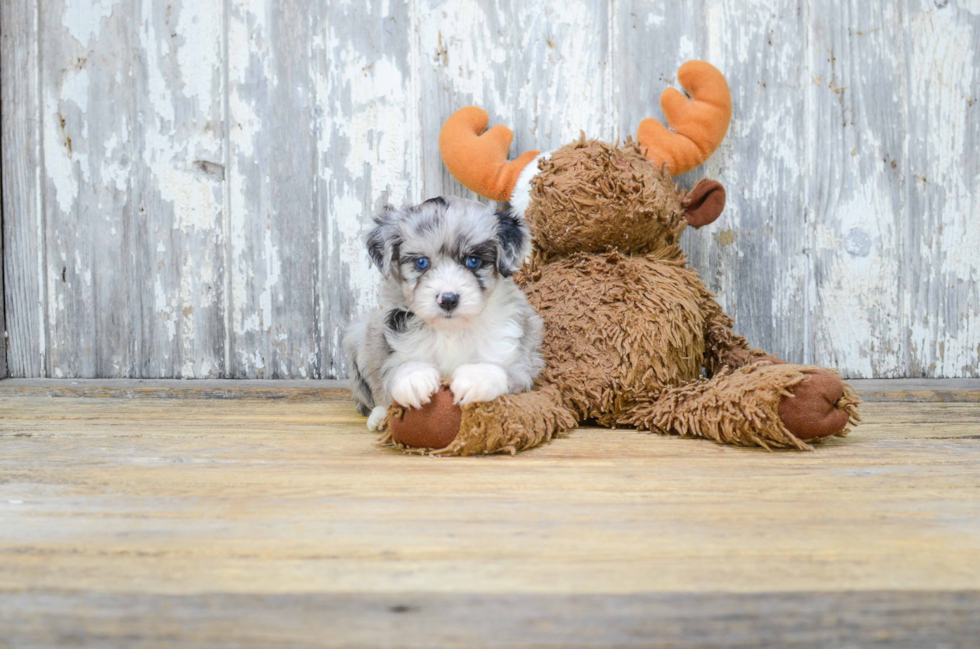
2;0;978;380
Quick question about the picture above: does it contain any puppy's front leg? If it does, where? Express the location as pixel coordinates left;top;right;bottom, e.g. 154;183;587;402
450;363;510;406
366;406;389;432
389;362;442;409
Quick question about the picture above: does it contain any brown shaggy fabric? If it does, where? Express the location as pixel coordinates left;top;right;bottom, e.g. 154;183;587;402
384;385;576;456
518;250;708;425
383;137;859;456
622;362;859;451
525;138;687;260
702;301;771;376
438;385;577;456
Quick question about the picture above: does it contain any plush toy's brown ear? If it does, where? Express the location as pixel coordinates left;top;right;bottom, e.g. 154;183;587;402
682;179;726;228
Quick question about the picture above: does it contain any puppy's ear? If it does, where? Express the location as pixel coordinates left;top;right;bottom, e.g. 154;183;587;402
494;207;529;277
366;205;402;278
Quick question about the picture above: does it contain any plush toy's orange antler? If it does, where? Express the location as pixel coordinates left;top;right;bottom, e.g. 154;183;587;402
637;60;732;176
439;106;540;202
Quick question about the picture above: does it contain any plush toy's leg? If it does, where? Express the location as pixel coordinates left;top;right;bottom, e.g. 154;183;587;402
437;385;577;456
621;362;860;450
385;384;577;456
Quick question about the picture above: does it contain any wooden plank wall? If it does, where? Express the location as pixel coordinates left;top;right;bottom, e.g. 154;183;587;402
1;0;978;379
2;0;44;380
0;189;4;377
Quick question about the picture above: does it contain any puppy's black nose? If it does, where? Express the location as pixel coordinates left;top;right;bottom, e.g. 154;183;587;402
437;292;459;312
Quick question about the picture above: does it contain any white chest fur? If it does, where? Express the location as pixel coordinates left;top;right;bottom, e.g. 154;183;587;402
388;291;525;378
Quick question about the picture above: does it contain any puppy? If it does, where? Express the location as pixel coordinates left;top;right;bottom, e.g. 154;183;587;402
343;196;543;431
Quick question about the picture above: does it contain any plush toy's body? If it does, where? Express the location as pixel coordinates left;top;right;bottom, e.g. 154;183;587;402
386;61;859;455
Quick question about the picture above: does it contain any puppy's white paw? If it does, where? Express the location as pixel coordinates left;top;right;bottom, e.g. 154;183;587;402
451;363;509;406
390;365;441;409
366;406;388;431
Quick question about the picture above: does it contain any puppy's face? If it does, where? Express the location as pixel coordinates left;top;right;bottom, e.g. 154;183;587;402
367;197;528;328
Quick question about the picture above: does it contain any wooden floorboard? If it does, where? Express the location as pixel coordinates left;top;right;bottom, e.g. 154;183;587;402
1;377;979;401
0;378;351;400
1;389;979;647
2;591;978;649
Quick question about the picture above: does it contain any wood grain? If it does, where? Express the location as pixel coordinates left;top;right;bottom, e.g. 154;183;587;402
2;591;978;648
1;0;43;377
40;0;136;377
132;0;227;379
0;155;5;379
2;377;979;402
903;0;980;377
1;1;979;380
685;0;810;364
851;377;980;402
226;0;319;379
29;0;227;378
0;394;978;645
807;0;908;378
0;377;350;400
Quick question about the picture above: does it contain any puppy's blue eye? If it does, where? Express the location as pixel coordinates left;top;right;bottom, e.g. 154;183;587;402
414;257;430;271
465;256;482;269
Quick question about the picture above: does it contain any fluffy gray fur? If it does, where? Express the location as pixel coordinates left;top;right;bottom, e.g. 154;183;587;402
343;196;543;430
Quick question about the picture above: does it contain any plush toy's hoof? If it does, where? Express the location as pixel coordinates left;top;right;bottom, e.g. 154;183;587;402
388;386;462;450
778;369;851;440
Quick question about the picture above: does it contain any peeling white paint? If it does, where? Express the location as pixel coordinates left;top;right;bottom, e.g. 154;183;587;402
155;277;177;342
62;0;118;45
130;0;224;377
812;182;903;377
174;3;222;116
906;4;979;376
228;0;275;85
60;67;89;113
139;3;223;234
333;192;380;309
43;87;79;215
227;1;271;353
258;227;281;332
323;40;411;314
100;132;130;192
341;58;412;201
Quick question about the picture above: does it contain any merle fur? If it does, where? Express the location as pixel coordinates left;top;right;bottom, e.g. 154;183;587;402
343;196;542;421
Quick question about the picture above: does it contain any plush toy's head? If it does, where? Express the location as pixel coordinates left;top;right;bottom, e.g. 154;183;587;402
439;61;732;259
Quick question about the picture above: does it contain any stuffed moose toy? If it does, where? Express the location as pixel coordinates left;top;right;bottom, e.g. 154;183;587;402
382;60;860;455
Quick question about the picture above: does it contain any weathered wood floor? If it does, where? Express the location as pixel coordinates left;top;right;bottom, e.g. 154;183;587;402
1;380;979;648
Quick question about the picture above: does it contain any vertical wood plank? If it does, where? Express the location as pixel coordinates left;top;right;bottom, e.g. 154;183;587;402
699;0;809;363
903;0;980;378
0;189;5;377
315;0;419;378
38;0;226;378
417;0;613;201
806;0;908;378
133;0;227;378
1;0;44;377
227;0;319;378
39;0;138;377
